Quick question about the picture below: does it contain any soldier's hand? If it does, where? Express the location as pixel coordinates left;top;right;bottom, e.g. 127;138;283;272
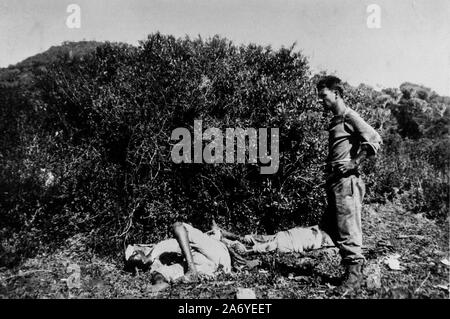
337;160;358;174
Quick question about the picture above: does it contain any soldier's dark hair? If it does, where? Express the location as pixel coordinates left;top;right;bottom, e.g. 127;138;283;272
316;75;344;97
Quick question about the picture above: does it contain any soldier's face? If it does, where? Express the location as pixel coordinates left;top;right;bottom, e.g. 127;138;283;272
317;88;337;111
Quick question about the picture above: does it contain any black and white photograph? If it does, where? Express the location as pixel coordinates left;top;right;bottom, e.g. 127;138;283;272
0;0;449;304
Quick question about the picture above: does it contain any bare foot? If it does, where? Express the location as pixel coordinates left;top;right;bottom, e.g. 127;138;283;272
181;269;199;283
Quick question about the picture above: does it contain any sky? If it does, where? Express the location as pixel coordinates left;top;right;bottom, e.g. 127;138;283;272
1;0;449;95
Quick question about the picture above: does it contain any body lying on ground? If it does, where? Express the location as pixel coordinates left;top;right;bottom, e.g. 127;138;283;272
222;224;334;255
124;222;335;284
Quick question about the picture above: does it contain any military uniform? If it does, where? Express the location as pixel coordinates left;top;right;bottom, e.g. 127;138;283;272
321;107;382;265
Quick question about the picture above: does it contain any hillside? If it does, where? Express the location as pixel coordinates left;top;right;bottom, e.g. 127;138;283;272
0;41;103;87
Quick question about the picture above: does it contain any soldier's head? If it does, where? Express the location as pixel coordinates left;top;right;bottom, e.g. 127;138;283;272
316;75;344;111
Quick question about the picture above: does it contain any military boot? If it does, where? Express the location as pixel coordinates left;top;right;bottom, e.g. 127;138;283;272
340;261;364;292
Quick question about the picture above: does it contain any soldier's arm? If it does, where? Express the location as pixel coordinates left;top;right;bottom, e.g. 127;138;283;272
347;110;383;156
338;111;382;174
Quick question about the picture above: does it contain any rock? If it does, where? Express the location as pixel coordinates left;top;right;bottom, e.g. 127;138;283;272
236;287;256;299
434;284;450;293
258;269;268;274
88;278;106;290
384;254;405;271
440;258;450;267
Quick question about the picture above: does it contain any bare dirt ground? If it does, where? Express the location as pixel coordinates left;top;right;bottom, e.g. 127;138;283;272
1;202;449;299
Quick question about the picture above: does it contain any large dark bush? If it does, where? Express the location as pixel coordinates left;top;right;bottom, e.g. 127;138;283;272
1;34;330;261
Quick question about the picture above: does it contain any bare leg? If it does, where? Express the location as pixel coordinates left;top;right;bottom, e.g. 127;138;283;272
172;222;198;281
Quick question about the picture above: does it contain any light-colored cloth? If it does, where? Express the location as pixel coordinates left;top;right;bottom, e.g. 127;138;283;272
125;223;231;282
327;107;382;166
249;225;334;254
179;223;231;276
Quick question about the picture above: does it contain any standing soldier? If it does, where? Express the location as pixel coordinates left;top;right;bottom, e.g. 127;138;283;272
316;76;382;291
